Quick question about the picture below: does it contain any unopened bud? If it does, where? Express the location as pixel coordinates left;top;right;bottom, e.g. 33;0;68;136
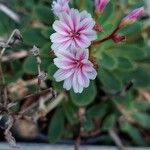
95;0;110;13
93;24;104;32
111;34;126;43
30;46;40;56
119;7;144;28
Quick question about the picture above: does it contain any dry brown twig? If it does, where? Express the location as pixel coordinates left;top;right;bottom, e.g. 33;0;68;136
75;108;86;150
0;29;23;149
109;128;125;150
0;30;64;149
1;50;28;62
0;3;20;23
30;46;48;91
0;29;22;108
0;29;22;58
4;116;17;148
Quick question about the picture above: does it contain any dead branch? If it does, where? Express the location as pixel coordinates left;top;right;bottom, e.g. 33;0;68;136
109;128;125;150
75;108;86;150
0;3;20;23
3;115;19;149
1;50;28;62
30;46;48;92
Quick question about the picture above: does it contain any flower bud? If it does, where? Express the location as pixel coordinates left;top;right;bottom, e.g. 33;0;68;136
111;34;126;43
93;24;104;32
52;0;70;17
119;7;144;28
95;0;110;13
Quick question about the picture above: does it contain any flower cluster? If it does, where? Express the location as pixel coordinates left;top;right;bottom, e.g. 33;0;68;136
50;0;144;93
51;0;97;93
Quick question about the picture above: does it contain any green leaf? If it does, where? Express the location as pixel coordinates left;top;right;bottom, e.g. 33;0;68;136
62;102;78;125
120;123;146;146
4;71;23;84
132;112;150;129
22;28;48;47
117;57;136;72
110;45;145;60
23;56;37;74
113;67;150;89
40;43;51;58
100;52;117;70
85;0;94;15
98;68;122;91
120;22;141;36
83;118;94;132
23;56;50;75
98;2;114;24
34;5;54;25
133;102;150;112
97;24;114;39
47;64;57;80
48;108;64;143
126;68;150;88
70;82;97;106
53;81;64;92
102;114;117;130
0;13;14;35
87;103;107;119
41;28;54;39
63;128;73;139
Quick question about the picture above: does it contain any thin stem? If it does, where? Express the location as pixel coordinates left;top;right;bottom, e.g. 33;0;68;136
0;3;20;23
92;26;120;46
109;128;125;150
37;59;41;91
0;29;18;58
0;29;19;106
31;46;43;91
0;62;5;84
75;108;85;150
75;131;81;150
44;93;64;114
35;92;65;120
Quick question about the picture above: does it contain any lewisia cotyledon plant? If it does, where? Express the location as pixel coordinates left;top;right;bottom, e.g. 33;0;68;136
95;0;110;13
53;49;97;93
50;0;144;93
120;7;144;27
50;8;97;51
52;0;70;17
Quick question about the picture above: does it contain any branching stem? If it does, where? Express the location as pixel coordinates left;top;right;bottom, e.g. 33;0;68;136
92;26;120;46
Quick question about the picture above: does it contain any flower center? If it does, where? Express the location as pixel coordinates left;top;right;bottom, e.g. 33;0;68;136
69;31;80;38
75;60;83;68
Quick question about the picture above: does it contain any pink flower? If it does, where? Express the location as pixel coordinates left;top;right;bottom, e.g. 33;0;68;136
95;0;110;13
52;0;70;17
120;7;144;27
53;49;97;93
50;9;97;51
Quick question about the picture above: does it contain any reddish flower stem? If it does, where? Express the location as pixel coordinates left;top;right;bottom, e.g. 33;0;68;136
92;26;120;46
